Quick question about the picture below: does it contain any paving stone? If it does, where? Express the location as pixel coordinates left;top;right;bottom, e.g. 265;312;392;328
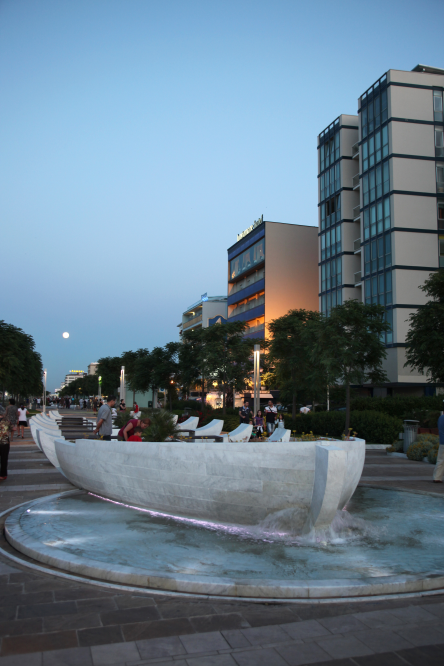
352;609;404;629
180;630;229;653
240;624;291;646
276;640;333;665
0;653;42;665
76;598;118;614
113;595;156;610
122;617;194;642
318;615;369;635
55;588;115;602
100;606;160;626
190;613;249;633
231;646;288;665
1;630;78;656
18;601;77;619
353;653;409;666
157;601;216;619
396;644;444;666
43;612;101;632
388;605;439;623
419;603;444;620
240;607;297;628
221;629;252;649
42;646;93;666
9;572;47;584
0;617;43;637
1;591;55;608
394;622;444;646
136;635;186;659
352;628;414;653
0;564;20;575
281;620;332;641
91;640;140;665
24;580;77;594
315;635;374;660
0;585;24;597
0;608;17;623
78;626;124;648
186;654;237;666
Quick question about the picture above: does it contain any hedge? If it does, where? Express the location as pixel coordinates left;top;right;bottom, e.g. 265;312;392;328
349;396;443;420
281;410;402;444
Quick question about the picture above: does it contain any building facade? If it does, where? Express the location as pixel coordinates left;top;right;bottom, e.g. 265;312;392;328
227;218;319;339
178;295;228;337
88;362;98;376
318;65;444;394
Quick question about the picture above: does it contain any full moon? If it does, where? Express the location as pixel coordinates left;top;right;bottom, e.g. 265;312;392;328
62;332;69;339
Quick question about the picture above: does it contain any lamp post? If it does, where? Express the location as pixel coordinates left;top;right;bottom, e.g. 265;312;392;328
253;344;261;417
43;369;47;414
98;376;102;400
120;366;126;406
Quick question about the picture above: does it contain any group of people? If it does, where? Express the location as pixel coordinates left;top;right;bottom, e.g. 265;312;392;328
0;399;30;481
239;399;282;438
92;396;150;441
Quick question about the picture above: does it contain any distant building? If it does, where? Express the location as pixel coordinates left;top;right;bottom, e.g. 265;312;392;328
64;371;87;385
227;217;319;339
178;295;228;338
88;362;98;375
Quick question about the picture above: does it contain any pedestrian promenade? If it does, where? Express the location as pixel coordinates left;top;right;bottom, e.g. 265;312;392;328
0;423;442;665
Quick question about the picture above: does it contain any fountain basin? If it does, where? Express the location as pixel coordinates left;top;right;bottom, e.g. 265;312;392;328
54;437;365;531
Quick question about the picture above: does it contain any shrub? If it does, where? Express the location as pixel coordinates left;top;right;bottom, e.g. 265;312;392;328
428;445;440;465
350;396;444;420
417;433;439;447
407;442;427;461
386;440;404;453
349;411;402;445
142;410;182;442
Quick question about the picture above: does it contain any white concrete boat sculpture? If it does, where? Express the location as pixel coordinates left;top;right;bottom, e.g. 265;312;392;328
54;437;365;533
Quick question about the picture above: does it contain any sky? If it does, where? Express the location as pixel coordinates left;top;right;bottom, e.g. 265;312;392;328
1;0;443;391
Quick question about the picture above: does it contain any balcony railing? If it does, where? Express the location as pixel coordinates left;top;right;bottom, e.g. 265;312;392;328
229;269;264;295
248;323;265;334
352;174;360;190
353;205;361;221
183;314;202;329
230;296;265;317
352;142;359;159
354;271;362;286
354;238;361;253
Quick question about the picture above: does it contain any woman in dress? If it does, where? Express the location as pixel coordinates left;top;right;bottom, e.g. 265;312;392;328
5;399;18;442
17;404;28;439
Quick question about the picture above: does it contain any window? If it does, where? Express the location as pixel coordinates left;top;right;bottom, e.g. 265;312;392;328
434;90;443;123
384;196;391;230
435;128;444;158
336;224;342;254
321;234;326;261
438;202;444;230
321;203;326;231
336;257;342;285
369;169;376;203
440;236;444;268
370;204;376;237
386;309;393;345
385;270;392;304
382;125;389;158
230;238;265;280
371;240;377;273
321;264;326;291
360;74;387;140
385;233;392;267
364;243;370;276
364;208;370;240
437;164;444;194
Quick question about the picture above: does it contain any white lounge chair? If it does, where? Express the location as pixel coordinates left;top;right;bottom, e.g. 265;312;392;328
267;427;291;442
221;423;253;443
194;419;224;437
176;416;199;431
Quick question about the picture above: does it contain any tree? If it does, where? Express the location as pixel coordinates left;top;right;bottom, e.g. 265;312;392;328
96;356;122;396
179;328;213;413
59;374;100;398
204;321;254;415
121;348;150;403
267;310;326;419
313;300;389;434
0;321;43;401
150;343;180;410
405;270;444;384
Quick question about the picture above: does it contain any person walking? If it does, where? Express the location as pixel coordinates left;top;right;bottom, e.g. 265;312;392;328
433;411;444;483
36;397;41;410
239;400;251;425
17;404;28;439
93;396;116;441
0;415;11;480
264;400;277;435
5;399;18;442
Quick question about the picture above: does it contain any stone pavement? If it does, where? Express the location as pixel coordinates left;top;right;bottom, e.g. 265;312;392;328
0;425;443;664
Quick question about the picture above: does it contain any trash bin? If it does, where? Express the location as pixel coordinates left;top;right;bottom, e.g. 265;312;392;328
403;420;419;453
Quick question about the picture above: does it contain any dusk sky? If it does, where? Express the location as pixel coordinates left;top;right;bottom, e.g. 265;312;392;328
1;0;443;391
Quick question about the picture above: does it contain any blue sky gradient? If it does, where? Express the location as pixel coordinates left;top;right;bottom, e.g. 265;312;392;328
1;0;443;390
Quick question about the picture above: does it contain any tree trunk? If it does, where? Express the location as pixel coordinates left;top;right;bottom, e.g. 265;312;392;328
292;392;297;420
345;382;350;436
222;385;226;415
312;397;315;413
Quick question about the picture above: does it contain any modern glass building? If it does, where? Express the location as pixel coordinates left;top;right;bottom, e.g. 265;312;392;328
318;65;444;394
227;218;318;339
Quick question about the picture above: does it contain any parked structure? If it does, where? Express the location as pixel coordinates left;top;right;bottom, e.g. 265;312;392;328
227;217;318;339
318;64;444;394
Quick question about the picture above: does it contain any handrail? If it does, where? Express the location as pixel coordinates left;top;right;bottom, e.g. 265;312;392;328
352;174;360;189
354;271;362;285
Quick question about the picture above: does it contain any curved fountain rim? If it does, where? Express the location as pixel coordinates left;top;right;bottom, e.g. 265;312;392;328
4;489;444;601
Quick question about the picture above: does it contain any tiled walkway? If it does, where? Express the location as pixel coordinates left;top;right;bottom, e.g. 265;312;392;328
0;422;443;665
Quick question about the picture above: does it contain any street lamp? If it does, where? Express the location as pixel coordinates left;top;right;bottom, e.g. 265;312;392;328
253;344;261;417
43;369;47;414
120;366;126;406
98;376;102;399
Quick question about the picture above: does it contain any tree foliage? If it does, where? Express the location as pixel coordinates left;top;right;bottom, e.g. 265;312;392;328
96;356;122;396
405;270;444;384
0;320;43;401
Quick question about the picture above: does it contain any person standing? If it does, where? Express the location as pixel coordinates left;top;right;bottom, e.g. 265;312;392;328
17;404;28;439
239;400;251;425
0;416;11;480
36;397;41;410
5;399;18;442
119;399;126;411
264;400;277;435
93;396;116;441
433;411;444;483
254;410;264;438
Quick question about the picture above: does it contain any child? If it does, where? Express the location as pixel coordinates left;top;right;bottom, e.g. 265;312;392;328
128;426;143;442
254;410;264;438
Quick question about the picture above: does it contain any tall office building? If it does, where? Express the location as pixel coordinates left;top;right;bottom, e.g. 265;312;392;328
318;65;444;394
227;217;318;339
